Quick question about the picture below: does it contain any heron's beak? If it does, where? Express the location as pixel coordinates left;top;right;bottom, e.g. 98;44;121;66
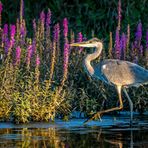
70;43;84;47
70;41;88;47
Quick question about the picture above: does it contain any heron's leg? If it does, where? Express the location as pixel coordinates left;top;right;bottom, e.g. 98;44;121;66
123;88;133;125
84;86;123;124
104;139;123;148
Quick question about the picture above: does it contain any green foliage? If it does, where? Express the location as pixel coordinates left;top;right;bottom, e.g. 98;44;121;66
0;0;148;124
1;0;148;37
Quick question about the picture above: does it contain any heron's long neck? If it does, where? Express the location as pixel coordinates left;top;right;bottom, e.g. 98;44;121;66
84;45;102;76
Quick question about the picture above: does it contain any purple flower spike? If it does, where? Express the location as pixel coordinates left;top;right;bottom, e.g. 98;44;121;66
121;33;126;50
3;24;8;34
53;23;60;42
20;26;25;36
77;32;83;42
135;22;142;41
46;9;51;27
63;18;68;37
120;33;127;60
20;24;25;37
139;45;143;55
40;11;45;24
2;24;8;43
33;19;37;38
117;0;122;30
15;46;21;65
2;24;10;54
63;43;69;74
26;45;33;66
10;25;16;39
118;0;121;18
10;25;16;48
77;32;83;52
146;30;148;49
0;1;3;14
36;54;40;66
33;19;36;31
118;0;122;20
115;28;121;59
32;39;36;54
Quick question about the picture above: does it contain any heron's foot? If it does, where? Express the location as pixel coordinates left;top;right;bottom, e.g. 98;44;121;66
84;112;102;124
93;112;102;121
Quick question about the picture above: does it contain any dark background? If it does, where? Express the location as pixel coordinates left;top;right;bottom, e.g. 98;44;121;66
1;0;148;39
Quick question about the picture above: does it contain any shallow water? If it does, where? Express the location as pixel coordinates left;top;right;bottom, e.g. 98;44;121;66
0;113;148;148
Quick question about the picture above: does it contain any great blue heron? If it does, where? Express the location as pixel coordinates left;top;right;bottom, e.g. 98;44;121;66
70;38;148;124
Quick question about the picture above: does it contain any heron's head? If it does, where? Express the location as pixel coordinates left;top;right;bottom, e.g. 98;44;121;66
70;38;103;48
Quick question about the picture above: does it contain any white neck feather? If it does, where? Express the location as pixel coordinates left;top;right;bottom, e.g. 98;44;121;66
84;43;103;76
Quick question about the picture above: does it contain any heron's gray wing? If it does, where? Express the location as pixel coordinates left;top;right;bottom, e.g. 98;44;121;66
125;61;148;85
94;59;148;86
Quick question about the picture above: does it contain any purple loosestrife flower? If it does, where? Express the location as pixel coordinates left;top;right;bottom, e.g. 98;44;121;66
40;11;45;39
63;18;68;38
20;20;26;37
45;9;51;39
77;32;83;42
0;1;2;14
63;43;69;75
33;19;36;34
32;39;36;54
3;24;8;34
15;46;21;65
36;54;40;66
53;23;60;42
5;25;16;55
46;9;51;27
20;25;25;36
139;45;143;55
115;28;121;59
10;25;16;39
77;32;83;52
0;1;2;26
20;21;26;45
2;25;10;55
10;25;16;47
62;18;69;82
2;24;9;54
117;0;122;30
120;33;127;59
26;45;33;67
135;22;142;41
40;11;45;25
2;24;8;43
146;30;148;66
121;33;126;50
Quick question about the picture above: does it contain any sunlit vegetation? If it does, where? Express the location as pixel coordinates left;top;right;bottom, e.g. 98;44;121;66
0;0;147;123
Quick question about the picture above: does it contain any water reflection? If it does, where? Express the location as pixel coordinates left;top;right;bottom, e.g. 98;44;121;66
0;125;147;148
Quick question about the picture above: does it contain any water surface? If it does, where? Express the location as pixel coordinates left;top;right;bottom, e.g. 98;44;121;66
0;113;147;147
